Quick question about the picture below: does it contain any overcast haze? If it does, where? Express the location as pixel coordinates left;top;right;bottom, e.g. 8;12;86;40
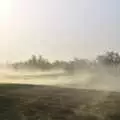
0;0;119;62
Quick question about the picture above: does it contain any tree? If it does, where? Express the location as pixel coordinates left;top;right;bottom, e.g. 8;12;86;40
97;51;120;65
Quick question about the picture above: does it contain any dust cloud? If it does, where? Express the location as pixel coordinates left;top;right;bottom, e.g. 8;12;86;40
0;66;120;92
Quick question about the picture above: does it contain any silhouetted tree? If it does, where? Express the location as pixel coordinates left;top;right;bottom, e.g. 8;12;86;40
97;51;120;65
12;51;120;72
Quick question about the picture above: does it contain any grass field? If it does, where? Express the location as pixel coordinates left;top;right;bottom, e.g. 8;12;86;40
0;84;120;120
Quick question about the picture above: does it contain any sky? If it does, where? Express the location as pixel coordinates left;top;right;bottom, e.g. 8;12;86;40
0;0;119;62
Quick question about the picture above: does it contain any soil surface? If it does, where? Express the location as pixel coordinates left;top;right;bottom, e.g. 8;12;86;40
0;84;120;120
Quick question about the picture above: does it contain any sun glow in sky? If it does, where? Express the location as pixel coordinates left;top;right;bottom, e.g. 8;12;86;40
0;0;13;16
0;0;119;62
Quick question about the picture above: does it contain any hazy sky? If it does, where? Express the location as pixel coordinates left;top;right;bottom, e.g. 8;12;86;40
0;0;119;62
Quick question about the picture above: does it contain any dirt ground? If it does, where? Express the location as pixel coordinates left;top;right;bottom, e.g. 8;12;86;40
0;84;120;120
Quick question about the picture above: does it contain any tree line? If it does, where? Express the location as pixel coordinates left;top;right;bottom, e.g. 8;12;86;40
11;51;120;72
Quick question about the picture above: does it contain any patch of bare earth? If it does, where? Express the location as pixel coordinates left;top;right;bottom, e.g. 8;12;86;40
0;84;120;120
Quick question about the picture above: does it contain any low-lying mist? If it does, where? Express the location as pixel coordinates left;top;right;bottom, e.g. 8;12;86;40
0;65;120;92
1;51;120;92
